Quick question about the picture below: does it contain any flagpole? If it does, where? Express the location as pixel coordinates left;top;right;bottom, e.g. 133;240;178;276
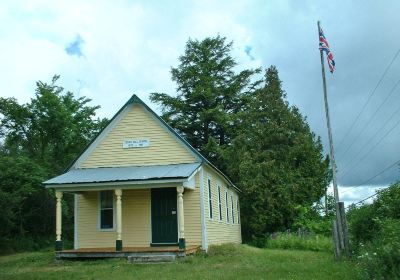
317;21;346;258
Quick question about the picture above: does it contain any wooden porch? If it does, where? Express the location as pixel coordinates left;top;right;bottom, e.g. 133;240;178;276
56;245;201;260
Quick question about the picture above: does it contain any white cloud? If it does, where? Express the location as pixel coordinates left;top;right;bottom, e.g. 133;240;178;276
1;0;399;187
327;184;387;208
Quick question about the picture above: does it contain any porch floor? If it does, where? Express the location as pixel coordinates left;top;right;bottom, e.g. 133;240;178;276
56;245;200;259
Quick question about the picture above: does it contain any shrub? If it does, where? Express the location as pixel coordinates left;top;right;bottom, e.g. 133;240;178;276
356;219;400;279
347;204;380;246
348;181;400;279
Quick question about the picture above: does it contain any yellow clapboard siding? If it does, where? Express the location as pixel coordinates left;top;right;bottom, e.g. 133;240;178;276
76;185;203;248
80;104;197;168
203;166;242;245
183;173;202;246
76;189;151;248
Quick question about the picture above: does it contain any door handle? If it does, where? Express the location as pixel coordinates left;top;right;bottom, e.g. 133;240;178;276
172;210;177;215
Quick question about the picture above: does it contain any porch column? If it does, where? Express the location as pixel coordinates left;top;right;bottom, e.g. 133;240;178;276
177;186;185;249
55;191;63;251
115;189;123;251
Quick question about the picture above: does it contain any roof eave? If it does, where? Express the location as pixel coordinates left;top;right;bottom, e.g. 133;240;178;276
44;177;189;189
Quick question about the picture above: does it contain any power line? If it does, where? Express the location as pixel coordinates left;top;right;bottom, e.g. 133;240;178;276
347;158;400;189
339;103;400;174
346;192;380;209
336;48;400;151
337;77;400;159
339;116;400;180
344;158;400;209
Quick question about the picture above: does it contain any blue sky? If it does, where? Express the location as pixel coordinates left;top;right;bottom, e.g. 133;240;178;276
1;0;400;205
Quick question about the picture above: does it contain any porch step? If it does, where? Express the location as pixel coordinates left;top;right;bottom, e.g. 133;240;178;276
127;254;176;263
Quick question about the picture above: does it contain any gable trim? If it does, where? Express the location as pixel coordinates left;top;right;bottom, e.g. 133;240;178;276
64;94;239;192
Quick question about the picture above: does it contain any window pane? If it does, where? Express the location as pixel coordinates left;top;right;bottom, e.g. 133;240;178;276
101;209;113;229
101;191;113;209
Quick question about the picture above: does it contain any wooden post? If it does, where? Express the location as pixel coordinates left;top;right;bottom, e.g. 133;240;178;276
115;189;122;252
339;202;350;257
177;186;185;250
332;220;341;260
318;20;347;257
55;191;63;251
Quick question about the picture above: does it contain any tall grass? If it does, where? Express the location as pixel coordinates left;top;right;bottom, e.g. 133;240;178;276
266;233;333;252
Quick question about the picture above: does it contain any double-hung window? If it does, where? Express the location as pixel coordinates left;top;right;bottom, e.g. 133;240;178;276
231;195;235;224
208;178;213;219
100;191;114;229
217;185;222;221
225;190;230;223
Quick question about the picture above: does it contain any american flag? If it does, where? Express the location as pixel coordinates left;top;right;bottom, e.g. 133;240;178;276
319;26;335;73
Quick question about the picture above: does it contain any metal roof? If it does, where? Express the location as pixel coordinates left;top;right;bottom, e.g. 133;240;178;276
44;162;201;185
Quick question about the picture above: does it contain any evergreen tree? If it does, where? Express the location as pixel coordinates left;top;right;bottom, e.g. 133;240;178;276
226;66;330;241
150;36;260;169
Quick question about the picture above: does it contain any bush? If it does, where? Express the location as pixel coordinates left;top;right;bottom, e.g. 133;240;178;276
266;233;332;252
348;181;400;279
0;236;53;255
347;204;380;246
356;220;400;279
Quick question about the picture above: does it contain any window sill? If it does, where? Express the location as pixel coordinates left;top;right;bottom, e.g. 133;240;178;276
98;228;115;232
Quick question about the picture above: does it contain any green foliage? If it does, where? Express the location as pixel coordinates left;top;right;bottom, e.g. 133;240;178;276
0;75;107;251
266;233;333;252
152;37;330;242
348;181;400;279
356;219;400;279
0;245;361;280
227;67;330;240
0;155;48;239
347;203;379;245
348;182;400;246
150;35;261;169
0;75;107;173
291;195;336;236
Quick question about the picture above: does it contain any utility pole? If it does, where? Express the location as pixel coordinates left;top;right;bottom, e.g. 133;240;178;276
317;21;348;259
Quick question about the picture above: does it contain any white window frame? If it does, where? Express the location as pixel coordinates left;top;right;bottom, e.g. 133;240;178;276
225;190;230;223
217;185;222;221
231;194;235;224
98;190;115;231
208;176;213;220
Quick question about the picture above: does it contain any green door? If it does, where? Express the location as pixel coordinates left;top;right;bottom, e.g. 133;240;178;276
151;188;178;245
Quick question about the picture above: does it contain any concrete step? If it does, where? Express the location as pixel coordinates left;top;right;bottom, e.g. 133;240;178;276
127;254;176;263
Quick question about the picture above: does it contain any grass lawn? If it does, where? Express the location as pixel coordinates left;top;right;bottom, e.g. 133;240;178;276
0;244;361;280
